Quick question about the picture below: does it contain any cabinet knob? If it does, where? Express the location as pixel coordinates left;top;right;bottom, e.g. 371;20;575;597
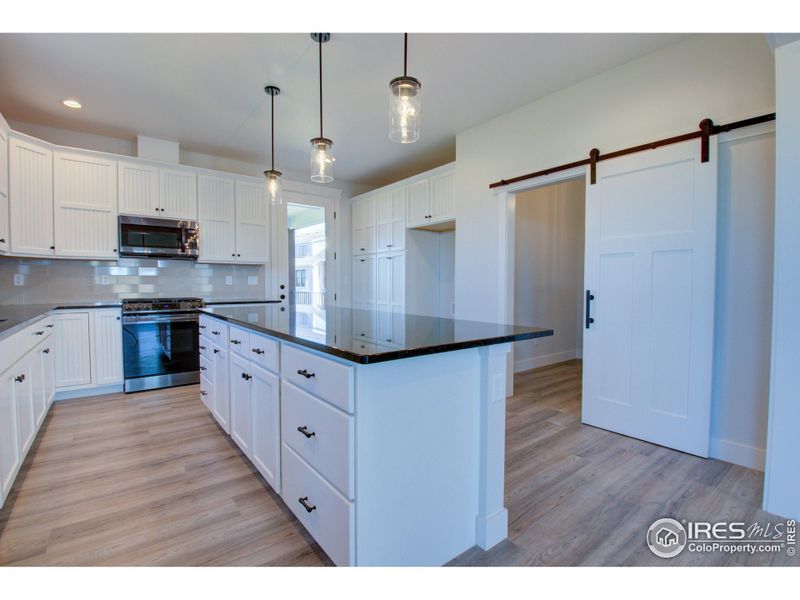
360;247;365;251
0;239;5;243
50;246;55;250
200;390;207;396
113;249;118;253
14;374;25;383
156;208;160;212
116;316;120;320
298;496;317;513
213;348;220;354
241;372;252;381
297;425;316;439
296;369;315;379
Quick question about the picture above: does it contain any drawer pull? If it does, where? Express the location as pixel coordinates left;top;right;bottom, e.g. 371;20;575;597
199;325;206;330
298;496;317;513
14;374;25;383
241;372;252;381
231;339;241;345
200;366;207;372
213;348;220;354
297;369;316;379
297;425;316;439
199;345;206;350
212;330;221;336
35;330;45;336
252;348;265;355
200;390;207;396
42;348;50;354
46;324;54;329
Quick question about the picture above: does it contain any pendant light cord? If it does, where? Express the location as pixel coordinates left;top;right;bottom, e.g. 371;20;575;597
403;33;408;78
270;92;275;171
318;37;324;139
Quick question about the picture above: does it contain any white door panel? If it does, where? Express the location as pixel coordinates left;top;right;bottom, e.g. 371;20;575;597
582;138;717;457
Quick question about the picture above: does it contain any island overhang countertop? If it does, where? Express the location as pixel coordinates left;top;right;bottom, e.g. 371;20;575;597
200;304;553;364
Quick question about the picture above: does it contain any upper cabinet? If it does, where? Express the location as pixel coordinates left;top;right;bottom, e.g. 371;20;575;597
405;179;430;228
54;151;118;259
352;195;376;256
406;170;454;228
234;179;270;264
376;187;405;252
198;173;236;262
118;161;197;220
9;136;54;257
429;172;454;224
0;117;9;254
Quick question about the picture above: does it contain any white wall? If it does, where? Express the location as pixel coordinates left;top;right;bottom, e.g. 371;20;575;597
454;34;777;471
513;179;584;372
764;40;800;520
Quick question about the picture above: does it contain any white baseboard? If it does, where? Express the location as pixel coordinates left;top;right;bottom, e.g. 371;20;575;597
710;437;766;471
514;349;577;373
55;384;123;401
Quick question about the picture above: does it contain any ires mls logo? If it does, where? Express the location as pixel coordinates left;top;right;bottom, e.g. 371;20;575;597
647;518;688;558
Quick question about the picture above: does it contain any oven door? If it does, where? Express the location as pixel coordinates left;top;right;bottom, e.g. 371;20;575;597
122;312;200;392
119;216;197;259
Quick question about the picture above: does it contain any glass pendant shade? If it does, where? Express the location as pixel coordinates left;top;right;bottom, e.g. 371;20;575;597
265;169;283;206
310;137;334;183
389;77;421;144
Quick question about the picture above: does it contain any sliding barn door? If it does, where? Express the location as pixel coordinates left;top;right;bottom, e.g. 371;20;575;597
582;138;717;457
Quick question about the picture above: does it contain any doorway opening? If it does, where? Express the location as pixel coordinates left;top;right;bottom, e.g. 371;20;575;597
513;177;586;391
287;202;326;337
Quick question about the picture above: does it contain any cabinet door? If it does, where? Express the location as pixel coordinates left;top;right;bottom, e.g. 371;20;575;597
42;341;55;410
29;343;47;429
235;179;270;263
9;137;54;256
353;256;376;340
160;167;197;220
354;196;376;255
0;119;9;254
389;187;406;251
54;312;92;388
250;363;280;492
16;356;35;455
405;179;430;228
0;370;21;505
229;352;252;456
200;374;213;411
54;151;118;259
91;309;123;385
198;174;236;262
376;252;405;345
212;345;230;433
430;172;454;222
118;160;160;217
390;252;406;346
375;192;393;252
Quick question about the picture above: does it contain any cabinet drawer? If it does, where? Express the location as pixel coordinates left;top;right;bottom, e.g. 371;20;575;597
198;334;212;360
21;316;54;354
200;374;213;411
281;381;354;499
281;344;354;414
201;317;229;347
248;332;279;374
281;444;354;566
228;325;251;358
199;354;212;378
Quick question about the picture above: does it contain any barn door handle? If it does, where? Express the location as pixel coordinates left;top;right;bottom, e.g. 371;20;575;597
585;290;595;329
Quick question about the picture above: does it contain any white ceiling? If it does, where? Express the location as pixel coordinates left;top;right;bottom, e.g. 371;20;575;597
0;33;689;187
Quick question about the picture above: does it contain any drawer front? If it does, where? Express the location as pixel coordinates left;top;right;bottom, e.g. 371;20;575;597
22;316;54;355
248;331;279;374
199;354;212;378
206;319;229;348
200;374;213;411
198;334;212;360
281;344;354;414
281;444;354;566
281;381;354;499
228;325;251;358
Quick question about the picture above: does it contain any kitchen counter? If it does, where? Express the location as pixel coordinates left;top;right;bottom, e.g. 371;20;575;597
200;304;552;364
0;302;121;340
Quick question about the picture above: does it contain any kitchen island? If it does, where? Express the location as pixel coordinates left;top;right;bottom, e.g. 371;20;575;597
198;304;552;566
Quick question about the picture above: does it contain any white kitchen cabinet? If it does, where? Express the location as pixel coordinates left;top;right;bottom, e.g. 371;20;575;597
0;115;9;254
53;151;118;259
16;353;35;455
54;312;92;388
352;255;377;340
429;171;455;223
9;136;54;257
352;195;376;256
29;341;47;429
376;188;405;253
405;179;430;228
159;166;197;220
229;351;252;456
235;179;270;263
118;160;160;217
376;252;406;346
198;173;236;262
249;363;280;491
41;341;55;411
0;368;22;506
212;344;230;433
90;309;123;385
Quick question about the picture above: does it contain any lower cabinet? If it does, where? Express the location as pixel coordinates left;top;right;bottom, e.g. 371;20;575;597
0;323;55;509
54;308;122;393
212;344;230;433
229;352;252;455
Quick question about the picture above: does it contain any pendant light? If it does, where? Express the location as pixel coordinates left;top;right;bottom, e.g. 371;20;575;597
264;85;283;205
389;33;421;144
310;33;334;183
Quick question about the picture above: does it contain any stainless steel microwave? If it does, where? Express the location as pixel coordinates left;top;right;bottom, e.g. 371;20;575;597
118;215;199;259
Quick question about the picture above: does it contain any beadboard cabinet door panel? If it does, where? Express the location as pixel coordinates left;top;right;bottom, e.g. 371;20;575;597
118;160;159;217
53;312;92;389
250;364;280;493
430;172;455;223
160;167;197;220
235;179;270;264
0;370;22;505
91;309;123;386
198;174;236;263
54;151;118;259
405;179;430;228
0;119;9;254
9;137;54;257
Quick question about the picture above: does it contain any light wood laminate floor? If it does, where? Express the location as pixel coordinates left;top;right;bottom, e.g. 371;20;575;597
0;360;793;566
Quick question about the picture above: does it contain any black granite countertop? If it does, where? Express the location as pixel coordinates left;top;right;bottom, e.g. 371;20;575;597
204;300;282;306
0;302;122;340
200;304;553;364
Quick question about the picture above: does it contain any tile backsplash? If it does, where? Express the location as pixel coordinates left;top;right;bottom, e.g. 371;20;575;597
0;256;269;305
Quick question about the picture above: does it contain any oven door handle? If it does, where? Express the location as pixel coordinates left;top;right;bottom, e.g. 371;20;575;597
122;315;199;325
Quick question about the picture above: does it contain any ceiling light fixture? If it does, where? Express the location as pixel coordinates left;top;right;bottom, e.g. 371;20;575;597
61;98;82;109
310;33;334;183
389;33;421;144
264;85;283;206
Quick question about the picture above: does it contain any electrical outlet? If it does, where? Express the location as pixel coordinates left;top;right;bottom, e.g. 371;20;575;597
13;273;24;286
248;276;257;285
225;275;233;285
100;274;111;285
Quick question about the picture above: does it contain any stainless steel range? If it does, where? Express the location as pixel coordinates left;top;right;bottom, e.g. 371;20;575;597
121;297;205;393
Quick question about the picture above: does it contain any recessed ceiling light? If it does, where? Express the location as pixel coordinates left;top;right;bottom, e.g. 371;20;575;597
61;98;82;109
